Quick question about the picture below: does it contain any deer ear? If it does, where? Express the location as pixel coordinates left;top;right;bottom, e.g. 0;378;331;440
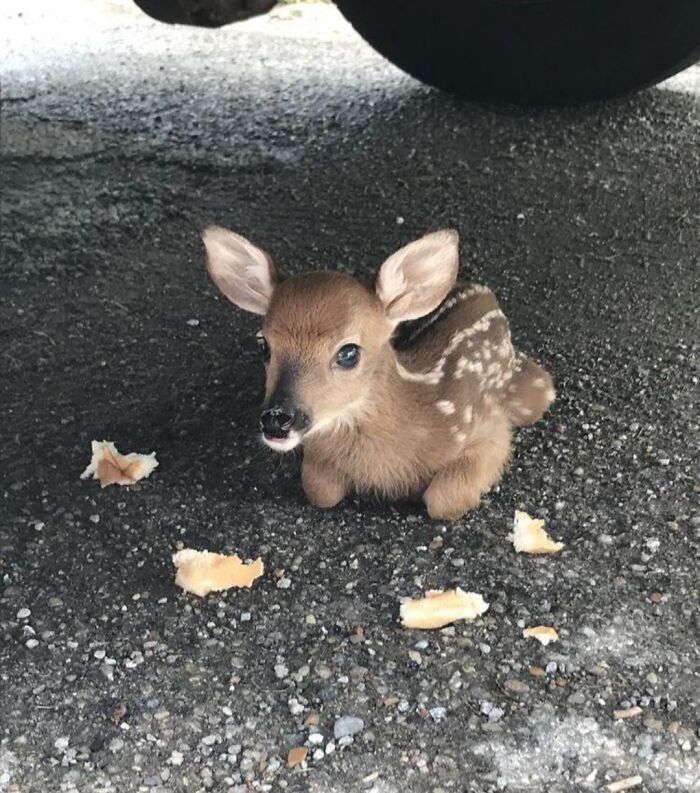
375;229;459;323
202;226;279;315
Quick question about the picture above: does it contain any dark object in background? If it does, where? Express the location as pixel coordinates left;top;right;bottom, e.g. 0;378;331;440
335;0;700;104
133;0;276;27
133;0;700;104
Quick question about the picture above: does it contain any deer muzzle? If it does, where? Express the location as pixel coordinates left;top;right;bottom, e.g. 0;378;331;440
259;403;309;452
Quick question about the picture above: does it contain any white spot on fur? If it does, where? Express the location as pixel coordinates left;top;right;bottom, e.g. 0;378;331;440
546;387;556;403
533;377;546;387
396;309;503;383
497;338;512;358
455;431;467;443
436;399;456;415
399;285;491;346
463;405;473;424
396;359;444;384
465;360;485;375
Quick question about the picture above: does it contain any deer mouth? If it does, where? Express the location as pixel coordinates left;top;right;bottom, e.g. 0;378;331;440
262;429;302;453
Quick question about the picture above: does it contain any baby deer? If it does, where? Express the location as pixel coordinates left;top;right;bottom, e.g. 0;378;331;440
203;227;555;520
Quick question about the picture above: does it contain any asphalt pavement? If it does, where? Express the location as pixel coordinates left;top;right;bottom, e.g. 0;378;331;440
1;2;699;792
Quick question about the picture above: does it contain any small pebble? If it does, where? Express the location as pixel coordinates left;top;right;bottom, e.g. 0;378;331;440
504;679;530;694
109;738;124;753
430;707;447;723
288;698;304;716
16;608;31;620
333;716;364;739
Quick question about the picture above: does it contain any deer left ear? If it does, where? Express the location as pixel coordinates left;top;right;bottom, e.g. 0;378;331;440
375;229;459;324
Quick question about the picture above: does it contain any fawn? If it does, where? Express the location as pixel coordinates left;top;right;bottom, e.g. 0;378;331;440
202;227;555;520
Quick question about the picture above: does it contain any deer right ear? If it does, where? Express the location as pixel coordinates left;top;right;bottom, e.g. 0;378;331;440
376;229;459;324
202;226;279;315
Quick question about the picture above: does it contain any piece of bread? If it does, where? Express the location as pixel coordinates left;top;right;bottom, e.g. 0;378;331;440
81;440;158;488
172;549;264;597
606;776;643;792
511;510;565;554
613;706;642;720
400;588;489;630
522;625;559;646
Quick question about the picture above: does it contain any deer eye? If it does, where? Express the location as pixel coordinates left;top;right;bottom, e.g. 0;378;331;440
336;343;360;369
256;333;270;362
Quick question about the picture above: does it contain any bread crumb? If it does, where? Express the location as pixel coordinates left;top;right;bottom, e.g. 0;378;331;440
606;776;643;792
511;510;565;554
400;588;489;630
173;549;264;597
81;440;158;488
523;625;559;646
287;746;308;768
613;706;643;720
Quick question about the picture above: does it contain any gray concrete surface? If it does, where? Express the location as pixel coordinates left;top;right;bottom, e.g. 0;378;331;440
1;2;699;792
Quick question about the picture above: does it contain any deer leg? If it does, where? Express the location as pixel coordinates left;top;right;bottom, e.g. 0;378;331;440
302;457;347;508
424;411;512;520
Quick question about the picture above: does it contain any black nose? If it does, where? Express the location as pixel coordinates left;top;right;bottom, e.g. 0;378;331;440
260;407;295;439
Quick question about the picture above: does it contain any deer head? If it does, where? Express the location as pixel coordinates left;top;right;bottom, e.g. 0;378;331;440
203;226;459;452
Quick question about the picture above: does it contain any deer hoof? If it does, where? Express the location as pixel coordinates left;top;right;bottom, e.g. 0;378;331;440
424;485;479;521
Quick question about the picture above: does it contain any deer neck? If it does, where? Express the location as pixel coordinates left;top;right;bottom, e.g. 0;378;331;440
306;348;427;452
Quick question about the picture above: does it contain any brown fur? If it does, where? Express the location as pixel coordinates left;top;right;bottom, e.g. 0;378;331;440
203;226;555;520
